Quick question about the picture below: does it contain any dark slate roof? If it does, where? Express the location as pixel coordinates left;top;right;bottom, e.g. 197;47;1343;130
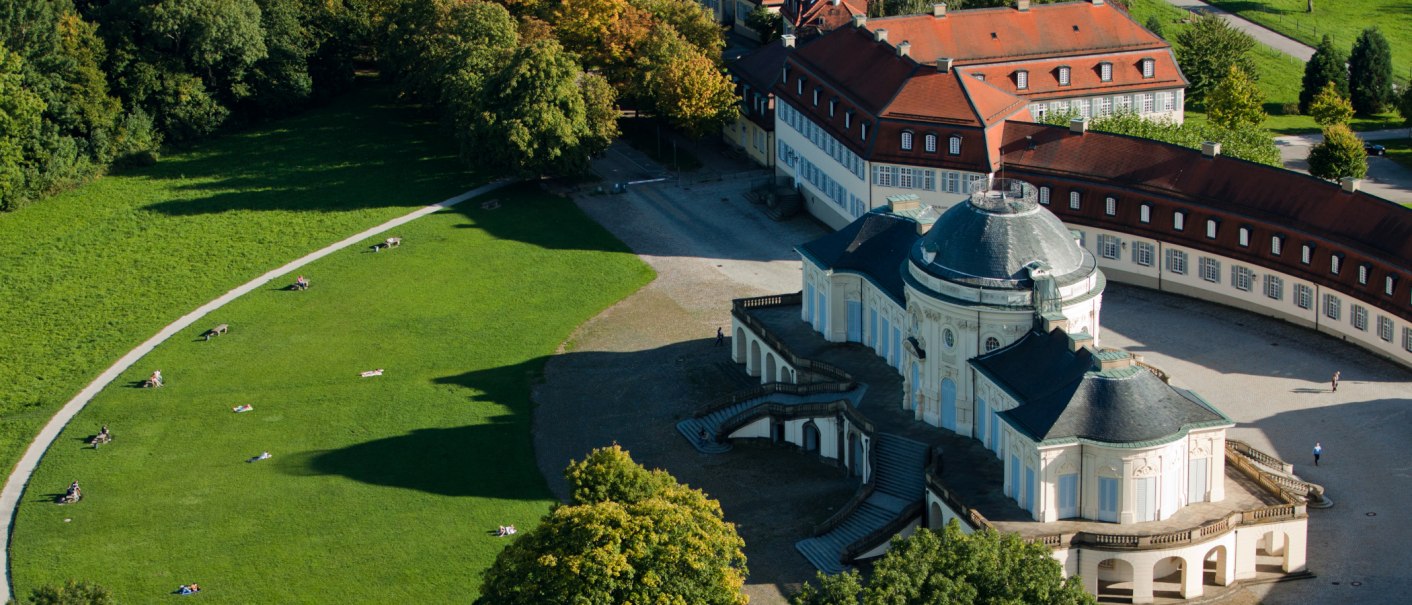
797;211;919;303
911;193;1091;289
730;40;790;95
974;329;1231;445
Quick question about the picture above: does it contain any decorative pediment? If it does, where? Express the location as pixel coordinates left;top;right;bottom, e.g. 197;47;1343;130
1133;464;1157;478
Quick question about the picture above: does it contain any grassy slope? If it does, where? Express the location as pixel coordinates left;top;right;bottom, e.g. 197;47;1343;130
11;183;654;602
0;84;482;478
1208;0;1412;71
1127;0;1403;134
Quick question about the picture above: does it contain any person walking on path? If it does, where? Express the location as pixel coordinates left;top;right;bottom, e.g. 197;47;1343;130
1331;371;1341;392
1314;442;1323;466
714;327;724;347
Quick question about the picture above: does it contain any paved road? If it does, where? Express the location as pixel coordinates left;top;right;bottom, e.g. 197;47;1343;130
0;180;512;605
1163;0;1315;62
1275;128;1412;204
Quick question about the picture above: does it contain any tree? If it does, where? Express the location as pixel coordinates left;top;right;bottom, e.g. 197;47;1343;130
1308;82;1354;126
471;39;614;176
1206;65;1265;130
792;521;1095;605
479;445;748;605
632;0;724;57
0;45;45;211
745;6;781;44
1307;124;1367;181
1144;15;1164;40
27;580;114;605
1399;79;1412;128
1040;111;1281;167
1300;35;1348;114
1349;27;1394;115
1174;14;1256;105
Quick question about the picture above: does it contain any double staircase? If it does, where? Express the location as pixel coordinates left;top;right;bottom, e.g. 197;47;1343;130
795;434;930;573
675;384;866;454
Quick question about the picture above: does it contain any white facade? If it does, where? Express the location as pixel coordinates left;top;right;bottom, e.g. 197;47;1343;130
1026;88;1185;124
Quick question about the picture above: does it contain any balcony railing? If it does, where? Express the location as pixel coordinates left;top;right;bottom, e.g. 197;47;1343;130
731;293;854;385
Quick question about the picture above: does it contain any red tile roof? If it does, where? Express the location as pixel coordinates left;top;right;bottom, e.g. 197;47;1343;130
959;50;1186;101
788;26;917;115
787;0;869;33
866;1;1167;65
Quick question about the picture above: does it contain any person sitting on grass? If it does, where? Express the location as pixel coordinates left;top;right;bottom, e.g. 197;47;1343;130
295;275;309;290
359;369;384;378
58;481;81;504
89;425;112;448
247;451;272;463
146;370;163;388
232;404;253;413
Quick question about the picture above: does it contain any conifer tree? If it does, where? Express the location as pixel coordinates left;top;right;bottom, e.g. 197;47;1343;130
1299;35;1348;114
1349;27;1394;115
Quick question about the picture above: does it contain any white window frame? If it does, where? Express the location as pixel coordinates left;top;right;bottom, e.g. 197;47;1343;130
1133;241;1154;267
948;135;961;155
1352;305;1368;331
1264;274;1284;300
1378;316;1394;342
1166;249;1187;275
1017;70;1029;90
1295;284;1313;309
1324;294;1341;320
1331;254;1342;275
1232;265;1254;291
1200;257;1221;283
925;133;937;153
1302;244;1313;265
1099;234;1121;259
1058;66;1071;86
901;130;913;151
1173;211;1185;231
1141;58;1155;78
812;88;820;106
1139;204;1151;223
1206;219;1219;239
1039;186;1050;205
1272;235;1284;256
1358;264;1369;285
1104;196;1117;216
1069;191;1081;210
1239;227;1250;247
1099;62;1112;82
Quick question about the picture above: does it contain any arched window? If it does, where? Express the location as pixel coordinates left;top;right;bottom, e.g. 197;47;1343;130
924;133;937;152
948;135;961;155
901;130;914;151
985;336;1001;352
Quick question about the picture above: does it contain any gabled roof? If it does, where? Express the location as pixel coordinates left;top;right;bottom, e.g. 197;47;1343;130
865;1;1168;65
729;39;790;93
885;68;1028;127
999;121;1412;265
788;0;869;33
796;211;919;304
973;329;1232;445
788;25;918;115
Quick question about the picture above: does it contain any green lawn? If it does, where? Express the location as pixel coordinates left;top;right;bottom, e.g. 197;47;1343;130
0;83;487;479
11;183;654;602
1127;0;1404;134
1207;0;1412;72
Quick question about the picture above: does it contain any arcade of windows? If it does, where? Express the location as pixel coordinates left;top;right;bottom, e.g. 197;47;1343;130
778;101;865;180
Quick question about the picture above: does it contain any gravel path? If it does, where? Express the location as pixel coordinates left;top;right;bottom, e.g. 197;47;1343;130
0;180;511;604
1162;0;1315;61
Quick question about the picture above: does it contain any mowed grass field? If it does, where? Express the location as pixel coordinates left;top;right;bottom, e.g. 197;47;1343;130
11;183;654;602
1208;0;1412;70
1127;0;1404;134
0;84;484;479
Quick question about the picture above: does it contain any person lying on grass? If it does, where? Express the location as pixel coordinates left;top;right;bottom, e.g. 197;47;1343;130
247;451;271;463
359;369;384;378
232;404;253;413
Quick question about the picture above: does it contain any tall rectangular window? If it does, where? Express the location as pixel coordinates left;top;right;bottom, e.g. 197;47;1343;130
1039;186;1050;205
948;136;961;155
1099;234;1121;259
1142;58;1155;78
1302;244;1313;265
1098;477;1119;522
1134;241;1154;267
1353;305;1368;331
1017;70;1029;89
1272;236;1284;256
1239;227;1250;247
1405;327;1412;353
1331;254;1342;275
1139;204;1151;223
1104;197;1117;216
1100;62;1113;82
1173;211;1185;231
1206;219;1219;239
1200;257;1221;283
1378;316;1394;342
1140;93;1154;113
1359;264;1370;285
1135;476;1157;522
1387;275;1398;296
1058;66;1071;86
1232;265;1254;291
1189;458;1208;503
1058;474;1078;519
1166;249;1187;275
1324;294;1341;320
1098;96;1113;116
1264;275;1284;300
1295;284;1313;309
1069;191;1081;210
924;133;937;152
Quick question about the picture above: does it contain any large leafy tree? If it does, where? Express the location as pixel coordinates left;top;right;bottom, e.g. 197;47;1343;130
1399;79;1412;128
0;45;46;211
27;580;114;605
1206;65;1266;130
479;445;748;605
1307;82;1354;126
1299;35;1348;114
472;39;615;177
1174;14;1256;105
1307;124;1367;182
1349;27;1394;115
635;25;737;137
793;521;1095;605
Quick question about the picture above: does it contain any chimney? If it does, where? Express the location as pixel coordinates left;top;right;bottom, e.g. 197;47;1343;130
852;13;866;27
897;41;911;57
1341;177;1361;193
1098;351;1136;371
1070;117;1088;134
933;3;947;17
1201;141;1221;157
937;57;954;72
1016;0;1030;10
874;28;888;43
782;34;796;48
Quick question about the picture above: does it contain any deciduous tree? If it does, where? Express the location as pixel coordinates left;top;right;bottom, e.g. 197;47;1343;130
1174;14;1256;105
1399;79;1412;128
479;445;748;605
1349;27;1394;115
1041;111;1280;167
792;521;1095;605
27;579;114;605
1307;124;1367;181
1308;82;1354;126
1206;65;1265;130
0;45;45;211
746;6;781;43
1299;35;1348;114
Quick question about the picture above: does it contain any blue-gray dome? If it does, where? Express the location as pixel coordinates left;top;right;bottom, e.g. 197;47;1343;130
911;187;1090;289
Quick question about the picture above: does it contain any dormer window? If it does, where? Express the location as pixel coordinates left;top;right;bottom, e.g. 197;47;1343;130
812;88;820;106
901;130;914;151
845;110;853;128
1139;203;1151;223
974;73;986;82
1359;264;1370;285
1141;58;1155;79
948;135;961;155
829;98;837;116
1301;244;1313;265
1058;66;1071;86
1173;210;1186;231
1238;226;1250;247
861;122;869;141
1069;190;1081;210
1104;197;1117;216
1271;235;1284;256
1387;275;1398;295
924;133;937;152
1016;70;1029;90
1099;62;1112;82
1206;218;1219;239
797;76;806;95
1331;253;1343;275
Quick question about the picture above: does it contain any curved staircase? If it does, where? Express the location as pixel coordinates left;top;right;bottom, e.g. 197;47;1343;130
795;434;929;573
675;384;867;454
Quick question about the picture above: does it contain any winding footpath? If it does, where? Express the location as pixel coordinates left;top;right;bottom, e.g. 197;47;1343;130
0;179;511;603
